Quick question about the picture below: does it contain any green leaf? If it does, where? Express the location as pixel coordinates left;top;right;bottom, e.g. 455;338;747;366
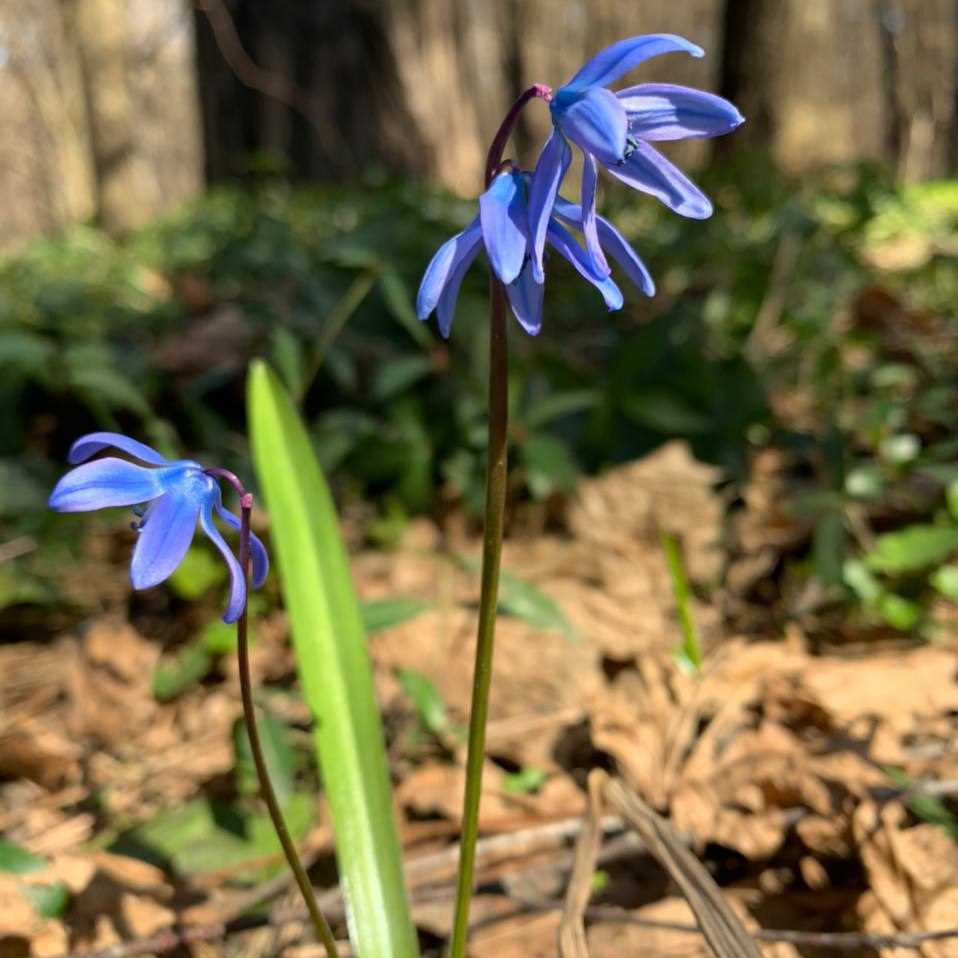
397;668;448;737
361;597;431;634
502;766;547;795
0;839;44;875
878;593;921;631
524;389;597;430
947;480;958;522
520;433;578;500
151;641;212;702
459;558;579;643
270;326;305;399
622;392;711;434
499;570;579;641
371;355;433;402
233;710;296;809
843;559;883;604
813;511;846;586
246;792;314;852
661;532;702;673
866;525;958;574
248;360;418;958
931;565;958;602
0;331;54;375
23;882;70;918
379;271;433;347
168;547;226;600
115;798;251;876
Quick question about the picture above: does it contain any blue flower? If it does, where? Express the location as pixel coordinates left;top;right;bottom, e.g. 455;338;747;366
528;33;744;281
417;167;653;337
48;432;268;623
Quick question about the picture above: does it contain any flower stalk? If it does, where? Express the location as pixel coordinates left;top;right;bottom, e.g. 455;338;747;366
448;84;550;958
219;474;341;958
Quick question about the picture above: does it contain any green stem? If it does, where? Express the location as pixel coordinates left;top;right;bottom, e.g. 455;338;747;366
235;494;341;958
447;279;509;957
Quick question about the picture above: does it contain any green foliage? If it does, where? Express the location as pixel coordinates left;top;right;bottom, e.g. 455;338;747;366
113;710;312;879
502;766;547;795
3;161;956;634
397;667;452;739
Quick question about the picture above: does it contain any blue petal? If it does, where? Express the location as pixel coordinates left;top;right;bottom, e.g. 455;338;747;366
553;197;655;297
479;171;529;285
546;221;623;310
69;432;169;466
416;218;482;320
504;262;545;335
528;131;572;283
216;504;269;589
564;34;704;91
580;154;609;276
49;458;165;512
436;230;483;338
607;141;712;219
617;83;744;140
130;489;200;589
199;499;246;623
556;87;627;166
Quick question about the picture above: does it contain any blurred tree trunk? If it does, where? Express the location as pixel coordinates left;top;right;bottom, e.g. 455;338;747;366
69;0;160;232
0;0;96;243
722;0;958;180
67;0;202;233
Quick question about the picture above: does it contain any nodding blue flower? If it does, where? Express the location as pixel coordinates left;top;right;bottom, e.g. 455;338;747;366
48;432;268;623
529;33;744;281
417;167;653;337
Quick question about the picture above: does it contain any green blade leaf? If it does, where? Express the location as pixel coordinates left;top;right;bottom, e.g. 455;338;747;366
0;838;44;875
248;360;419;958
866;524;958;574
361;597;431;634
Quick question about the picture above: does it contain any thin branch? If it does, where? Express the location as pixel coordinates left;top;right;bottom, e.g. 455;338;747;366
193;0;345;149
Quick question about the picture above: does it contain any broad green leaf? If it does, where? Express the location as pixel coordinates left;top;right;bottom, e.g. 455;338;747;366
233;710;296;808
524;389;597;430
151;641;212;702
0;839;44;875
866;525;958;574
372;355;433;402
362;597;431;634
932;565;958;602
397;668;448;736
248;361;418;958
498;569;579;642
843;559;882;603
379;271;433;347
23;882;70;918
622;392;711;435
115;798;250;875
168;547;226;600
878;593;921;631
502;766;547;795
520;434;578;500
460;557;580;643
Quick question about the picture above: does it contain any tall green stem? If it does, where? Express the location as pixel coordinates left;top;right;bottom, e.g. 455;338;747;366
233;491;341;958
448;280;509;958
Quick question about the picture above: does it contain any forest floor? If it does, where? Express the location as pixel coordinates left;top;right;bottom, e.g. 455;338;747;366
2;442;957;958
